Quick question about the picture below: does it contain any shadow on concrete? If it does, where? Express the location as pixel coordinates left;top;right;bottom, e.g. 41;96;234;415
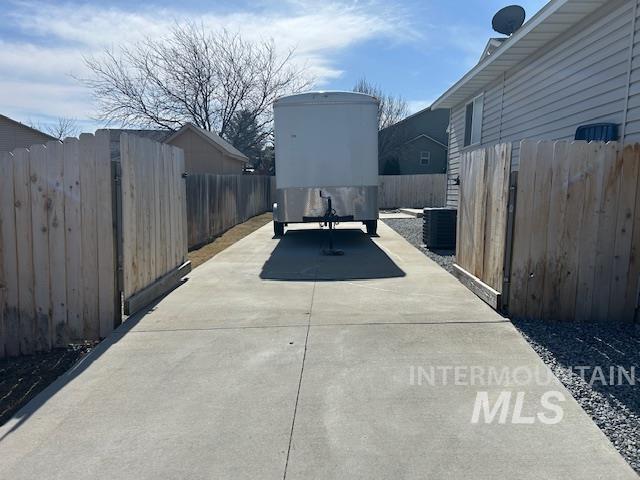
0;280;187;443
260;228;406;281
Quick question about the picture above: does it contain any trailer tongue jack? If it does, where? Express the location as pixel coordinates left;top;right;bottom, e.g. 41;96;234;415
319;191;344;256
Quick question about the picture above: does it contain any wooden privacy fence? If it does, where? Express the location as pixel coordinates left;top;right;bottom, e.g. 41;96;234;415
510;141;640;322
186;173;447;249
0;132;116;357
119;133;190;314
456;140;640;323
453;144;512;308
0;132;190;357
186;174;271;249
378;174;446;209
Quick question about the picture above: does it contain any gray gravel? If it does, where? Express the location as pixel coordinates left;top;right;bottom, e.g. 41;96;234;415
513;320;640;474
382;218;456;274
385;216;640;474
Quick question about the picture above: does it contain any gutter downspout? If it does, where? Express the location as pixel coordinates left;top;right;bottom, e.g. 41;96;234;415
622;0;639;142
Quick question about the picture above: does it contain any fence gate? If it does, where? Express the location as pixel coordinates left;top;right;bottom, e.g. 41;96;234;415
455;140;640;323
0;132;117;357
119;133;190;315
453;143;512;309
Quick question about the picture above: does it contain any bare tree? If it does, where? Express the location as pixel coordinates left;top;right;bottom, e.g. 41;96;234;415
46;117;79;140
27;117;79;140
353;77;409;168
353;77;409;131
82;24;312;136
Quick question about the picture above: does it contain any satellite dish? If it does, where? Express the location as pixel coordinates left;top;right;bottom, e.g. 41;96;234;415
492;5;526;36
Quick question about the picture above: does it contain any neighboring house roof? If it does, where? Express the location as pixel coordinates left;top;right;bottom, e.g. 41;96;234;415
165;123;249;162
432;0;609;109
403;134;448;150
108;128;171;143
380;107;450;145
385;106;435;130
0;114;57;142
107;128;172;160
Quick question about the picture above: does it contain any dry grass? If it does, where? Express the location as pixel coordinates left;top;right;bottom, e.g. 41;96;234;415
187;213;272;269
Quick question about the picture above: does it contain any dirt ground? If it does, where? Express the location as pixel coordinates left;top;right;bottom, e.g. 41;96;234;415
0;343;96;426
188;213;273;269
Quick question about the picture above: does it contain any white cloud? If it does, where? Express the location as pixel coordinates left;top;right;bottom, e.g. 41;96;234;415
1;0;414;130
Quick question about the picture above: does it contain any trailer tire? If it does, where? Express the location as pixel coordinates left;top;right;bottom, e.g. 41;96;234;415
274;221;285;237
365;220;377;235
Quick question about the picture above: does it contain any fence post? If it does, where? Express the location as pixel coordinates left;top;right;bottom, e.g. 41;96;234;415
501;171;518;313
111;160;124;324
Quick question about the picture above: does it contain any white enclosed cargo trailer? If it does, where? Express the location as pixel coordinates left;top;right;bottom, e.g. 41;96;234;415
272;91;380;236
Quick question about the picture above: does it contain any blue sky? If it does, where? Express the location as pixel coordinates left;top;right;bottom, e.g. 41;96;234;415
0;0;548;132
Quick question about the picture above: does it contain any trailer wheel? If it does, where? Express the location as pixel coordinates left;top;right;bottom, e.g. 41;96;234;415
274;221;285;237
365;220;377;235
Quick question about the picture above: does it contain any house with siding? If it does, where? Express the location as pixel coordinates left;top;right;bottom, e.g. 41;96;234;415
432;0;640;208
378;108;449;175
109;123;249;175
0;114;56;152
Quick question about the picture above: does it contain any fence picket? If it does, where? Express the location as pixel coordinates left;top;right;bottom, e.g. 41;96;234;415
575;143;605;321
13;148;36;353
29;145;52;351
95;130;116;337
557;142;588;321
46;141;67;346
0;152;19;356
120;133;135;305
524;141;554;319
79;133;99;339
541;141;569;320
63;138;83;339
509;141;537;318
592;143;622;321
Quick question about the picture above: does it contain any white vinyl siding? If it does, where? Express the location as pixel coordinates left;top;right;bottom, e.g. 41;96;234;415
446;106;466;207
481;78;505;146
445;0;637;207
623;1;640;140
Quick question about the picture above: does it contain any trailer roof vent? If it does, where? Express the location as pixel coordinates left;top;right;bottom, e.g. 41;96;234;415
575;123;619;142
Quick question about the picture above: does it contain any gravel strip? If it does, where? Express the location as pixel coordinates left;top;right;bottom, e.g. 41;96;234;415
382;218;456;274
513;320;640;474
385;216;640;474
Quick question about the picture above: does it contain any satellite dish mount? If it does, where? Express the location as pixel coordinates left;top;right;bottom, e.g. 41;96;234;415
492;5;526;36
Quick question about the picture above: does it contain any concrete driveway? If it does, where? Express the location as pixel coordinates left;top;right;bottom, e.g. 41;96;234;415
0;222;636;479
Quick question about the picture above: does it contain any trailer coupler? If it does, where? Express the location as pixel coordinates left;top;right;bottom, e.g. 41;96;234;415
308;191;349;256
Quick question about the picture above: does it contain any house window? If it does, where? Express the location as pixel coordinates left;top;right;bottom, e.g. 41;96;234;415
464;94;484;147
419;151;431;166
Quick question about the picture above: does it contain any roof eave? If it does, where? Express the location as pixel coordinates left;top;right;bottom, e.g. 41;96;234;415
166;123;249;162
0;114;57;141
431;0;607;110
